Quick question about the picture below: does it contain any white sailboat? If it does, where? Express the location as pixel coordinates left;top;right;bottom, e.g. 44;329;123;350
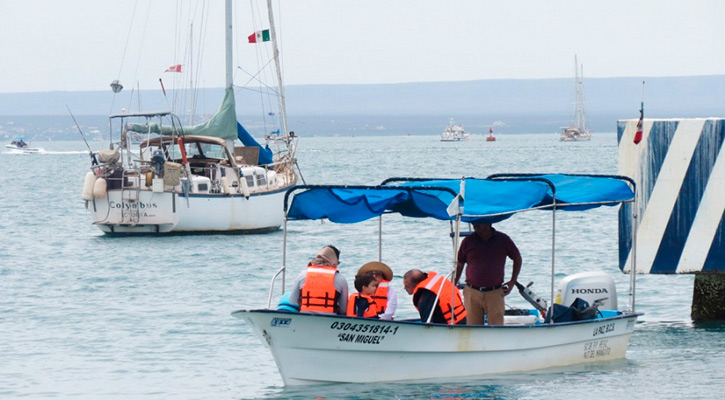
81;0;299;234
234;174;641;385
560;56;591;141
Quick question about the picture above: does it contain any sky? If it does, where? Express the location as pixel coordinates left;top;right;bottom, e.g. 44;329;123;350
1;0;723;94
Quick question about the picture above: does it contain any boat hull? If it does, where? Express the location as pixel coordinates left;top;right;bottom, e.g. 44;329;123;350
234;309;639;385
6;144;41;153
87;188;286;234
440;134;470;142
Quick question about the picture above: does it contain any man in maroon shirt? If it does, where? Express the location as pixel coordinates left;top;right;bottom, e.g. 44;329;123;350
454;222;521;325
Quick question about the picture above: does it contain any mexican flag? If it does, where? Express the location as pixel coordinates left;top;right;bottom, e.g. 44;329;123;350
248;29;271;43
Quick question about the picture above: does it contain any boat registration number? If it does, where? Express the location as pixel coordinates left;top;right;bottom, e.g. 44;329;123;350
330;321;399;344
329;321;399;335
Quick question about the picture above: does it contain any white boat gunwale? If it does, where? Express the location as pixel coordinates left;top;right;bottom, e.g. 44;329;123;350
234;308;641;329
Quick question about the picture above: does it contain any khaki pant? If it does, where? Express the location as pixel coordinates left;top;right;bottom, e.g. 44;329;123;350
463;286;505;325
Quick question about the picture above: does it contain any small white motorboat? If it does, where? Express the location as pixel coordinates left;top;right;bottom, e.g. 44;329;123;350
6;137;42;153
233;173;641;385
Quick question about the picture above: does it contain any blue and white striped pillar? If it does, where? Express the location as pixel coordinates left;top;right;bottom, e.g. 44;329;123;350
618;118;725;320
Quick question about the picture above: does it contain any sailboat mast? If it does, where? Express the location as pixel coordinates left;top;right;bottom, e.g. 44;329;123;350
225;0;233;90
266;0;289;140
573;56;586;130
189;23;195;125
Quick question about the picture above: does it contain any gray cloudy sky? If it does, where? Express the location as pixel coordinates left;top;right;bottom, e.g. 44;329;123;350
1;0;723;93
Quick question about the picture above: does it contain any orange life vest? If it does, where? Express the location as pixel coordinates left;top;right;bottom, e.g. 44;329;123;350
346;293;378;318
300;265;340;314
371;280;390;315
413;271;467;324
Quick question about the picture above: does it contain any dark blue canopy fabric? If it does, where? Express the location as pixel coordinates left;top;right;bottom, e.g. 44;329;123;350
285;175;634;224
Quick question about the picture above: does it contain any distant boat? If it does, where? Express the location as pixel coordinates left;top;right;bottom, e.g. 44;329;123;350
6;137;42;153
440;118;470;142
486;127;496;142
560;56;591;142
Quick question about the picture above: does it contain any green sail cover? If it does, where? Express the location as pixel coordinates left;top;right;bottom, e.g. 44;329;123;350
128;87;238;140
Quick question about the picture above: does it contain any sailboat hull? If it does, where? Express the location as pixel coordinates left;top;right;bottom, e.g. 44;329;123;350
88;188;286;234
235;309;639;385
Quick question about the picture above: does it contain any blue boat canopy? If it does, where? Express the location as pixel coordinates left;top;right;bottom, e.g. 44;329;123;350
286;174;635;224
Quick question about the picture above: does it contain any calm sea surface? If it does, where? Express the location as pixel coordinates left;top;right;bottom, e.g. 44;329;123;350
1;133;723;399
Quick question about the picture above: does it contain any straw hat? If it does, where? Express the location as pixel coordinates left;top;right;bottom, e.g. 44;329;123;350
357;261;394;281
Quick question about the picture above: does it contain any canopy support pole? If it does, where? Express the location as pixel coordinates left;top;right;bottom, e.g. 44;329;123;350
282;217;288;293
450;214;462;324
629;190;638;311
549;192;557;323
378;215;383;261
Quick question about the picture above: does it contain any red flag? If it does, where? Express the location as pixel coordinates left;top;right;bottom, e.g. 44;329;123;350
633;102;643;144
164;64;182;73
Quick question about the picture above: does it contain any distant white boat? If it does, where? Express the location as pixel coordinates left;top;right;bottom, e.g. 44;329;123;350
6;137;42;153
560;56;591;142
440;118;470;142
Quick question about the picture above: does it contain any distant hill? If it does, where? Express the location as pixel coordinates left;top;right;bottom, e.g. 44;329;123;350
1;75;723;137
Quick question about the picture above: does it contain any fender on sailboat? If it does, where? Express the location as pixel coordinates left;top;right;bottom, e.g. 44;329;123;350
237;122;273;165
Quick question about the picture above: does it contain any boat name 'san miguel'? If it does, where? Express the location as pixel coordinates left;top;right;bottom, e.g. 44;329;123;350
337;333;385;344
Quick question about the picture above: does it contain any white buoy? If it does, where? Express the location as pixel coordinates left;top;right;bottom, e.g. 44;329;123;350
82;171;97;201
93;178;107;199
220;176;231;194
241;178;251;198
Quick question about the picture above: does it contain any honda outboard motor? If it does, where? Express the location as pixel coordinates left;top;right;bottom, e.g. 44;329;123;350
556;271;617;310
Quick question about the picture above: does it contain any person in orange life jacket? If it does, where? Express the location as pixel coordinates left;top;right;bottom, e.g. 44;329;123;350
347;274;379;318
288;245;349;315
356;261;397;320
454;222;521;326
403;269;467;325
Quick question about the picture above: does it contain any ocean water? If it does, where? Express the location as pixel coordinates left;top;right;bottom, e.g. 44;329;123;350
1;133;723;399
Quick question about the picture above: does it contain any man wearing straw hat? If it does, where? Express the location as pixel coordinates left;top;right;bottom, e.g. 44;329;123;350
357;261;397;320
